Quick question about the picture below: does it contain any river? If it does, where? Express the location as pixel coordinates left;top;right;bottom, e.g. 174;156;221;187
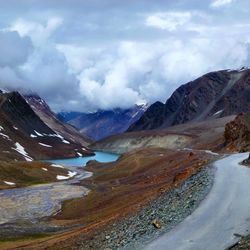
0;151;119;226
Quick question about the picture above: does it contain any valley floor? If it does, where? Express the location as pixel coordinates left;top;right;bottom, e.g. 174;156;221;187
1;151;249;250
0;148;216;249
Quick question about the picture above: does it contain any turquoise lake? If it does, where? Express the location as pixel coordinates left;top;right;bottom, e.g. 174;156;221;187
47;151;120;167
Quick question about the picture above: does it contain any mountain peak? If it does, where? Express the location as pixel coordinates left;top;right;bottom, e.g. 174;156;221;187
128;68;250;131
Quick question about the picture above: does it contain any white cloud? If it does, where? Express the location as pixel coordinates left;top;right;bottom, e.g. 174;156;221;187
145;11;192;31
211;0;233;8
59;36;249;111
0;1;250;112
10;17;63;44
0;31;33;67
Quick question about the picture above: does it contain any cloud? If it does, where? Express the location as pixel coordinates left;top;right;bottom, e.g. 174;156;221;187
145;11;192;31
10;17;63;44
210;0;234;8
0;31;33;67
59;36;249;111
0;0;249;112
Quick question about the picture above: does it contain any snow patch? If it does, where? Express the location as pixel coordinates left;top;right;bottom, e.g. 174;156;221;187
44;133;71;144
38;143;52;148
213;110;223;116
62;139;70;144
42;168;48;171
0;132;10;140
13;126;18;130
205;150;219;156
51;164;64;169
77;152;82;157
34;130;43;136
4;181;15;186
30;134;37;138
12;142;33;161
56;171;77;180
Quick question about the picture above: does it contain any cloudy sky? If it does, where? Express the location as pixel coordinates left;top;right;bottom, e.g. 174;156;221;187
0;0;249;112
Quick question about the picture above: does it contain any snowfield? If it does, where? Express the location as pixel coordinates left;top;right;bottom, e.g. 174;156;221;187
12;142;33;162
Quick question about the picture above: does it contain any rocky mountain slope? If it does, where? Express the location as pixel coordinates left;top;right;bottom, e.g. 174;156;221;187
92;115;235;154
129;68;250;131
0;91;92;161
25;94;92;146
59;105;148;141
224;113;250;152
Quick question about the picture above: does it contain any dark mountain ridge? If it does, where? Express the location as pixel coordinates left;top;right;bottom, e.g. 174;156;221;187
128;68;250;131
0;91;92;161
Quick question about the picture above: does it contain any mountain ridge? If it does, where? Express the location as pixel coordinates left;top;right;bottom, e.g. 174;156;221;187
128;68;250;131
0;91;93;161
59;104;148;141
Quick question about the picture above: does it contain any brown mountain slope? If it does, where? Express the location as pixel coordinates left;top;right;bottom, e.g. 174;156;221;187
25;94;92;146
92;116;235;154
128;68;250;131
224;113;250;152
0;91;93;161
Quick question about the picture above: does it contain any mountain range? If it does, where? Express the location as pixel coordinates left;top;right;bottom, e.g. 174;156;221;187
0;91;92;161
58;105;148;141
128;68;250;131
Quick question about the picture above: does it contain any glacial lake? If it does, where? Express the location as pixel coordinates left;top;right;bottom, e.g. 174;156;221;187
47;151;120;167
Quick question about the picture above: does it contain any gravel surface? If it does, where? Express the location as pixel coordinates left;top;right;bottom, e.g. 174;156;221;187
228;235;250;250
79;166;215;250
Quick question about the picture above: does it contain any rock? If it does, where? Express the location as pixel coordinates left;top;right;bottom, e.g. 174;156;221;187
152;219;161;229
242;154;250;165
189;152;194;157
224;113;250;152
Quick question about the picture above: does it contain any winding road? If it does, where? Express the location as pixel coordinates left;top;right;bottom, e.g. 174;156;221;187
145;153;250;250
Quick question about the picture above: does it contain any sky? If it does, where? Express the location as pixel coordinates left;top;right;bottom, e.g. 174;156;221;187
0;0;250;112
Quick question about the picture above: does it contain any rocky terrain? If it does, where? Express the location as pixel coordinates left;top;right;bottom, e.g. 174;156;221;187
0;161;71;190
4;148;217;250
229;235;250;249
129;68;250;131
25;94;92;146
71;166;214;250
224;113;250;152
59;104;148;141
243;154;250;165
92;116;234;154
0;91;93;161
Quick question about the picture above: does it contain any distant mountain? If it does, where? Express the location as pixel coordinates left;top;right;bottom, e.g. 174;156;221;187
0;91;93;161
57;111;83;123
128;68;250;131
60;105;148;141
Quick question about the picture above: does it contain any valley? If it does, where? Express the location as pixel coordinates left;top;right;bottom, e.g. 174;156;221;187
1;1;250;249
0;69;250;250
